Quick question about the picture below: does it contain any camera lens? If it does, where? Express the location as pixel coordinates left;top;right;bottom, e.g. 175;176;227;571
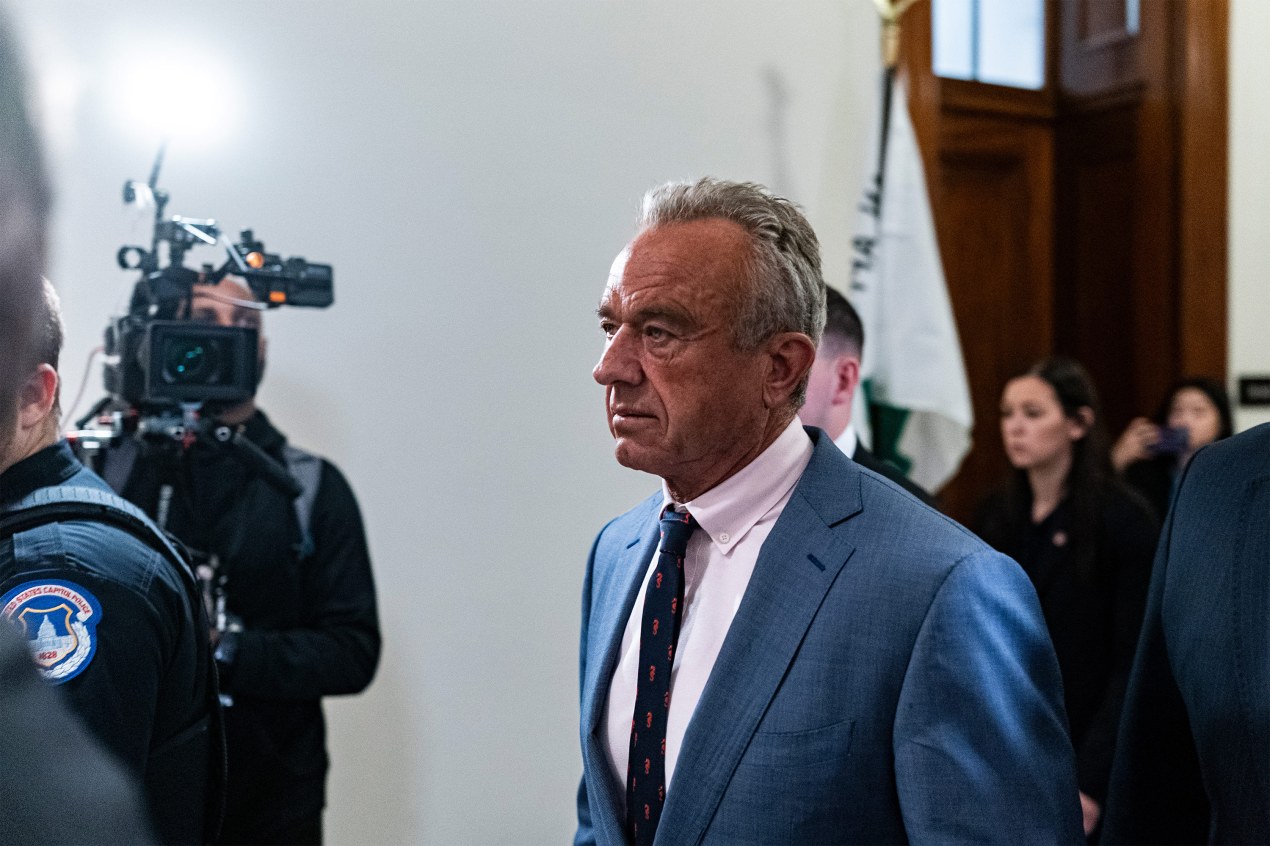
161;337;222;385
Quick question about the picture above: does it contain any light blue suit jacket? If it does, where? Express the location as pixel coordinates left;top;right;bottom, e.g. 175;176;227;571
577;428;1082;845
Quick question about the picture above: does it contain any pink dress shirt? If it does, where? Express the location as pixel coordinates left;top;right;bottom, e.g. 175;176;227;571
603;418;814;804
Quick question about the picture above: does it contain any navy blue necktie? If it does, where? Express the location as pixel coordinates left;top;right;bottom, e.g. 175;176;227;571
626;506;697;845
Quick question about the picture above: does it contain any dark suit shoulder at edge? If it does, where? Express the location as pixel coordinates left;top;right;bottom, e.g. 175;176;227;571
1186;423;1270;484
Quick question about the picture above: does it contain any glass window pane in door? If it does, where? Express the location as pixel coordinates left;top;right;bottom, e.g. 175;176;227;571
1126;0;1140;34
932;0;975;82
977;0;1044;89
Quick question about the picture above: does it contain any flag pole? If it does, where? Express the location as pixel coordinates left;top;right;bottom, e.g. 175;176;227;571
870;0;921;204
856;0;921;453
873;0;921;70
854;0;975;489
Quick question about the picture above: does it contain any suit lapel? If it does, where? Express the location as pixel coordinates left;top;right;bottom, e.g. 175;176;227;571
582;495;661;846
657;432;862;845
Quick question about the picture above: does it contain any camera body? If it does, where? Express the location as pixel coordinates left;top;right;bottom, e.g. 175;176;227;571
105;317;260;407
103;181;333;412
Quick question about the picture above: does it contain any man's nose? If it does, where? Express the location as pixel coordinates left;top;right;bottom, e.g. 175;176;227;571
593;326;641;386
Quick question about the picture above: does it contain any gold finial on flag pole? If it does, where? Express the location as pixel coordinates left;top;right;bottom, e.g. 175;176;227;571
872;0;921;69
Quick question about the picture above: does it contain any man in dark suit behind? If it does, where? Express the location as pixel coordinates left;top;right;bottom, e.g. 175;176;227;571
1103;422;1270;843
578;177;1081;845
801;285;936;506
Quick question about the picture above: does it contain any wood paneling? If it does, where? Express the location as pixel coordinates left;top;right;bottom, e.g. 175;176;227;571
1126;0;1178;422
1054;105;1143;431
936;117;1055;520
1176;0;1228;378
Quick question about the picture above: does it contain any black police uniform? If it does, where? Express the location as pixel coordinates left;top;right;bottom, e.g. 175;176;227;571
0;621;156;845
106;410;380;845
0;441;218;844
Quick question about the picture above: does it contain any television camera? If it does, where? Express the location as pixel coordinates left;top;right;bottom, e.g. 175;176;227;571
71;148;333;498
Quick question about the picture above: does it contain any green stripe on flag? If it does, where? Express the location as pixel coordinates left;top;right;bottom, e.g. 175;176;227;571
863;379;913;476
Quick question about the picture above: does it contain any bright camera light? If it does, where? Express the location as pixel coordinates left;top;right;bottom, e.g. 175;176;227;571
109;45;238;150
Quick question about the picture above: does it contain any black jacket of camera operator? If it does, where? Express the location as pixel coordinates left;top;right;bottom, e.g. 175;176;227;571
101;410;380;840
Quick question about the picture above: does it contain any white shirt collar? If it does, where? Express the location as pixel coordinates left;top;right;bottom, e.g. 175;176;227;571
833;423;858;459
661;417;813;555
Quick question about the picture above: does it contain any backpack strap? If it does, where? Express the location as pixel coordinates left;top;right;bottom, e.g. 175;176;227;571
0;486;194;587
97;435;140;495
282;444;322;560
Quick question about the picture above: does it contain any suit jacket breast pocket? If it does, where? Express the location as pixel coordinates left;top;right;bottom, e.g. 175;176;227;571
709;720;857;844
742;718;855;769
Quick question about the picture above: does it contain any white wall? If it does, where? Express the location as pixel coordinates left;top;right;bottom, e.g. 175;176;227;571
1229;0;1270;432
6;3;880;842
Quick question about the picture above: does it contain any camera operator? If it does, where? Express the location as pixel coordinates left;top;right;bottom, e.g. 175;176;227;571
1;281;220;844
98;274;381;845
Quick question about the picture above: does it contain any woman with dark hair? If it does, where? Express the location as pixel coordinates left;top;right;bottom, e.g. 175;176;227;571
1111;377;1234;521
974;357;1158;841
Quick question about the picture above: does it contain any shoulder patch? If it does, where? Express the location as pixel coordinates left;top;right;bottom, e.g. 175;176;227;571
0;579;102;683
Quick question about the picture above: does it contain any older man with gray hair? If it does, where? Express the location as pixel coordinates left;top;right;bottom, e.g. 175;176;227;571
577;177;1081;845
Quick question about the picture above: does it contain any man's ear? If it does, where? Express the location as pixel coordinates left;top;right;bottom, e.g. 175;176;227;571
763;332;817;410
17;364;57;431
832;355;861;407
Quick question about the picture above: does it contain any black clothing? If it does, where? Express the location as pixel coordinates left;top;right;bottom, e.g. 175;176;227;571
0;441;217;844
0;621;157;845
104;410;380;844
1121;456;1177;523
852;443;939;508
1104;427;1270;844
974;483;1158;804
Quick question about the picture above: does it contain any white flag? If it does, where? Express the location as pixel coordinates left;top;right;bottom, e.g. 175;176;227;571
848;73;973;493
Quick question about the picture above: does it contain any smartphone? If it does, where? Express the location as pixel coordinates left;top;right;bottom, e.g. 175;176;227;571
1151;425;1189;456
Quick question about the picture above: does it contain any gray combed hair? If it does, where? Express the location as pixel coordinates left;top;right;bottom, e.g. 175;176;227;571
637;177;827;351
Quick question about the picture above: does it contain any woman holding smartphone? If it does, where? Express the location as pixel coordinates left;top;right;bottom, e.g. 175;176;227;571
1111;377;1233;521
974;357;1158;840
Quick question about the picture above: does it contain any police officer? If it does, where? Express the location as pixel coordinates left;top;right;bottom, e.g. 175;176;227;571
100;275;381;845
0;14;162;843
0;281;220;844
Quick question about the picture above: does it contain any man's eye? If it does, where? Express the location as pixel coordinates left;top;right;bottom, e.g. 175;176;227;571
599;321;617;339
644;326;670;342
